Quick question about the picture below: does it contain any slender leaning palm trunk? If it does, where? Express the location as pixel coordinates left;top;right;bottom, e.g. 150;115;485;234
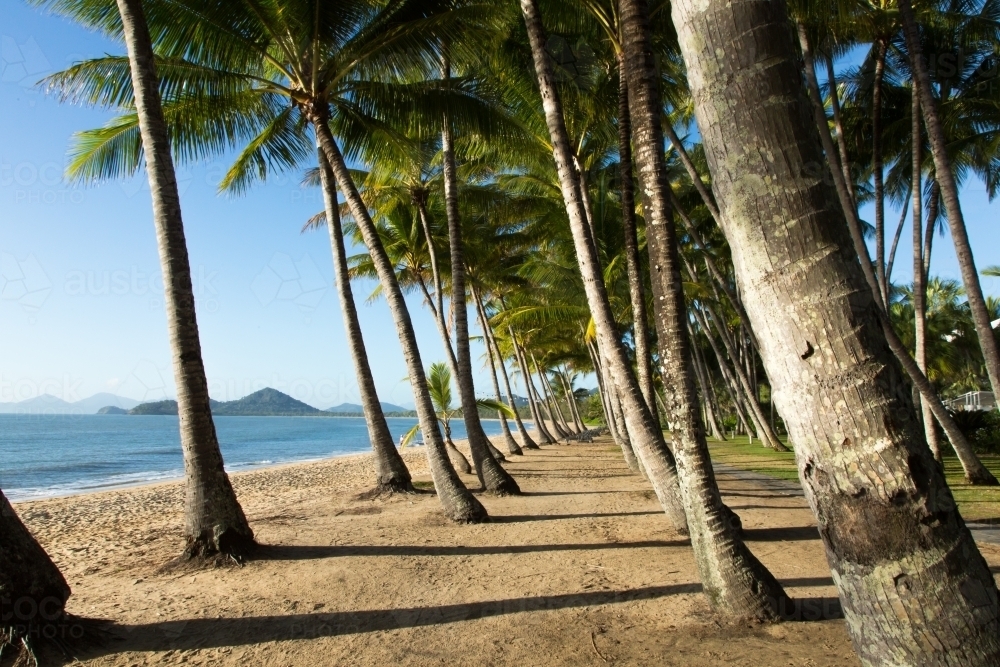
472;287;522;455
909;90;940;461
441;105;518;495
312;119;486;523
617;56;657;421
1;487;71;645
483;305;538;449
115;0;252;558
619;0;789;617
872;38;888;304
511;332;556;443
677;0;999;659
521;0;688;533
318;151;412;491
898;0;1000;414
798;26;996;486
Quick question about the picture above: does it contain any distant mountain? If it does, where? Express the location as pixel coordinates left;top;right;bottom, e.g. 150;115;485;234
77;393;140;413
326;401;409;415
215;388;320;416
0;393;139;415
97;406;129;415
129;388;324;417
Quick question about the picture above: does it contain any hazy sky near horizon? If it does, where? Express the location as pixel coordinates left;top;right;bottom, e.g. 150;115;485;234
2;4;999;409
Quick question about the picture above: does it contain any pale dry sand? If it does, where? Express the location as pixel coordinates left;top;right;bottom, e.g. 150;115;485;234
13;435;1000;666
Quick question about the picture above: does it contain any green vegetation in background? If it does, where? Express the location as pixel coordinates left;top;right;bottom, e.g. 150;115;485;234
707;436;1000;523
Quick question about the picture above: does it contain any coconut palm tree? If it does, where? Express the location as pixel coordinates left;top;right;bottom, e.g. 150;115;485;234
44;0;488;523
402;362;473;474
669;0;999;658
40;0;256;558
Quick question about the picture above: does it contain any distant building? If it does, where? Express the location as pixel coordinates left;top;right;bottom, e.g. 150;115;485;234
946;391;996;412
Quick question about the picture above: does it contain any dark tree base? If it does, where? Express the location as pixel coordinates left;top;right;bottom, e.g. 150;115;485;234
968;470;1000;486
1;616;110;667
177;529;257;567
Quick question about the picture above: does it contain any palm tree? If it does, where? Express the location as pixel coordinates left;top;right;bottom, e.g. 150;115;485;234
47;0;256;559
618;0;790;617
898;0;1000;416
519;0;688;534
797;15;998;485
403;363;473;474
671;0;999;658
316;152;414;492
0;487;72;658
45;0;488;523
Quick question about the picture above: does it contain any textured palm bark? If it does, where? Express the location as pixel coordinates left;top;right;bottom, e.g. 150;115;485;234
313;120;486;523
115;0;253;559
318;151;413;491
620;0;788;617
589;341;635;467
1;488;71;641
679;0;999;660
798;25;997;486
872;38;889;305
898;0;1000;414
609;378;642;473
909;91;940;461
617;57;657;422
521;0;688;533
440;91;517;492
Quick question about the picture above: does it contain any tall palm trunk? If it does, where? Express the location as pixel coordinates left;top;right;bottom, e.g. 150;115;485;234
1;487;71;648
532;353;571;437
482;302;538;449
898;0;1000;414
511;331;556;443
689;321;727;440
412;197;463;383
910;90;940;461
311;117;487;523
619;0;788;617
521;0;689;534
826;54;856;202
318;151;413;491
872;37;889;305
440;94;519;495
798;25;997;486
679;0;999;659
617;55;657;421
115;0;252;558
589;340;638;469
701;298;787;451
560;370;585;431
471;286;522;455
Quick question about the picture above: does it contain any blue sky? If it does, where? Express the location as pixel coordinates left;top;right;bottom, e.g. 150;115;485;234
1;4;999;409
0;2;518;409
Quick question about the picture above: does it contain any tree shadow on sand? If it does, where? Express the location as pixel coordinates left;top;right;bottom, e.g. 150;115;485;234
68;585;843;662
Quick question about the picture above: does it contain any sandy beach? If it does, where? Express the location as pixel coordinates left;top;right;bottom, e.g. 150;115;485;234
12;434;1000;666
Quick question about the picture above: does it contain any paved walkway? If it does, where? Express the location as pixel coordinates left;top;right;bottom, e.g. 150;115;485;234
714;463;1000;546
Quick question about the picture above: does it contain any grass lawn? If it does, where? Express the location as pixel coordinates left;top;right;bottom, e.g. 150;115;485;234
706;435;1000;523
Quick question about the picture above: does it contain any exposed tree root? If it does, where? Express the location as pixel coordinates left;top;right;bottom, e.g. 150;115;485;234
161;529;258;571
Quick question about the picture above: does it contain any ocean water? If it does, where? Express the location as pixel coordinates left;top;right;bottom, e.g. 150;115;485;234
0;414;518;502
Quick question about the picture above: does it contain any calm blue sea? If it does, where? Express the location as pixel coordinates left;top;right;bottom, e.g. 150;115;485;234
0;414;515;502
